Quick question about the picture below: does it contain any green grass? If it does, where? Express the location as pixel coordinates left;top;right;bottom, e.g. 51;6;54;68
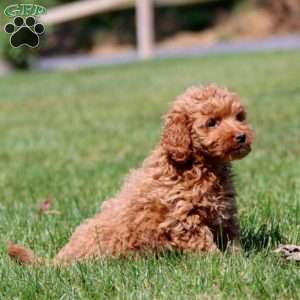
0;50;300;299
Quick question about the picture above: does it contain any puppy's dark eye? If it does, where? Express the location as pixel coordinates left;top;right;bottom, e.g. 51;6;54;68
236;111;246;122
207;118;218;128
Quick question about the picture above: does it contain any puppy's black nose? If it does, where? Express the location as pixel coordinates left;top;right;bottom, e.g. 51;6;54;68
235;133;246;144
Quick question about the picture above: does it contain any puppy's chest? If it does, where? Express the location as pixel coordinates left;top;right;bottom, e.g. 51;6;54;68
181;167;235;224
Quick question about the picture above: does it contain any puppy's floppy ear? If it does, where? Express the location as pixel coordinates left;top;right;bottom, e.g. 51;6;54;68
161;112;191;162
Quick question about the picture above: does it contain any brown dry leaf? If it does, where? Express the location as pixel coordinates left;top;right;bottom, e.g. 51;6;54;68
38;196;61;216
38;196;52;214
274;244;300;262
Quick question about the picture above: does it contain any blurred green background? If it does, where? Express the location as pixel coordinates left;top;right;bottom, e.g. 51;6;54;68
1;0;299;69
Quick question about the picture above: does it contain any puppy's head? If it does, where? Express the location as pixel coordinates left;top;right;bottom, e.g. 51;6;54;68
161;85;254;162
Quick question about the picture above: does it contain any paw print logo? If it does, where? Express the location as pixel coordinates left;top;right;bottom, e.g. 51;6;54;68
4;16;45;48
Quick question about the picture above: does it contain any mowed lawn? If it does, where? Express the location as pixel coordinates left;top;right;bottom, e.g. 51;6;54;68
0;51;299;299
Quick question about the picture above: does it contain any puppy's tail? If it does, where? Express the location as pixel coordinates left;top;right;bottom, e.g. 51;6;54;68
7;241;43;265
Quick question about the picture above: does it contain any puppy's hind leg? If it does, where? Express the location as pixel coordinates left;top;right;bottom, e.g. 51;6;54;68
54;216;107;264
8;217;105;266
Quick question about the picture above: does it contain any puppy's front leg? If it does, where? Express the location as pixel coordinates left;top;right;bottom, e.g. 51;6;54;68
184;225;220;253
227;239;241;253
212;216;241;253
164;220;219;253
224;217;241;253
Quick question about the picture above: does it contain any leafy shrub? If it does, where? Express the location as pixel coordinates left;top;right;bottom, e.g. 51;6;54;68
0;0;241;69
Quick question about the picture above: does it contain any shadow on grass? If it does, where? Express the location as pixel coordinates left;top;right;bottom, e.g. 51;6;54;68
240;223;285;253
